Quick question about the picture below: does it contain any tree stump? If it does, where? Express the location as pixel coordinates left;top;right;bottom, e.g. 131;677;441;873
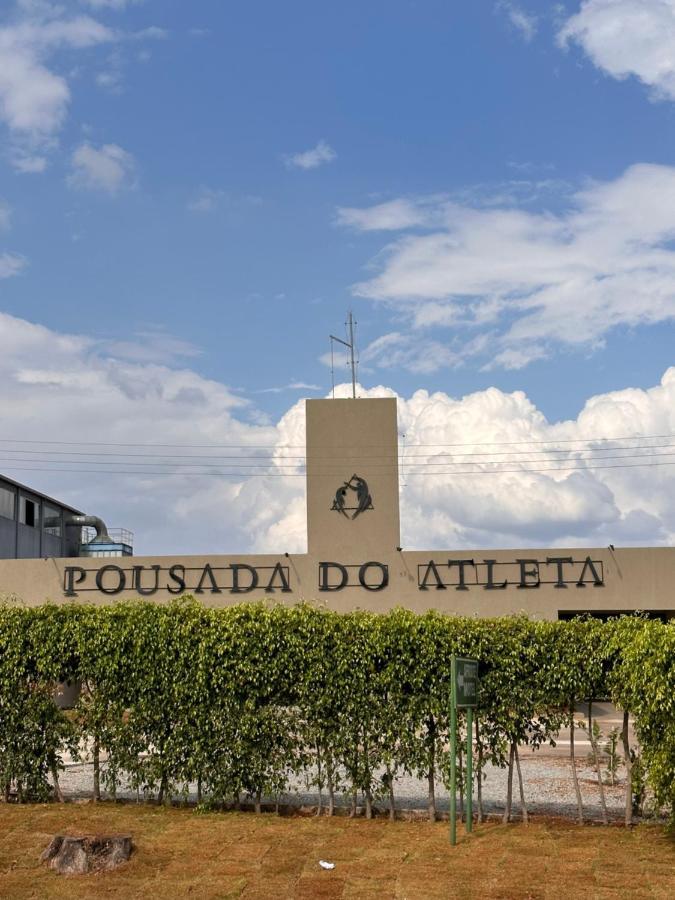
41;834;133;875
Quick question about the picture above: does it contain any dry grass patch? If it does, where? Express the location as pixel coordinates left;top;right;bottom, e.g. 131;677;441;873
0;804;673;899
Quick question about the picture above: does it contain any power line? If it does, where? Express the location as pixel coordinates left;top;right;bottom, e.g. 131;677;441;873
3;458;675;478
2;440;675;463
2;430;675;450
2;447;675;470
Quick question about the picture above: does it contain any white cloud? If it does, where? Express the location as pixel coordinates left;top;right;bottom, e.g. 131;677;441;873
130;26;167;41
0;11;114;139
336;198;439;231
257;382;322;395
267;375;675;552
0;201;11;232
0;252;26;278
80;1;145;9
496;1;538;42
10;152;47;172
285;139;337;170
340;163;675;371
2;310;675;553
0;201;25;279
102;330;202;364
95;68;122;92
0;1;164;164
559;0;675;100
188;187;225;213
68;141;136;193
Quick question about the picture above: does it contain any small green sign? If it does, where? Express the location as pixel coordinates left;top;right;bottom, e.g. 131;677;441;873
455;657;479;708
449;655;480;846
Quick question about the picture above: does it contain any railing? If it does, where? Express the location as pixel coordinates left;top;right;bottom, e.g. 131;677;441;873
81;526;134;547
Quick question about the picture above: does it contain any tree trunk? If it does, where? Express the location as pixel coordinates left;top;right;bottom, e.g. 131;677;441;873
622;709;632;828
93;737;101;802
197;775;202;806
502;742;515;824
349;786;357;818
386;764;396;822
588;701;608;824
50;761;64;803
570;703;584;824
254;789;262;814
476;718;484;824
458;741;464;819
327;769;335;817
316;744;323;816
427;715;437;822
364;784;373;820
514;743;528;824
3;780;10;803
363;739;373;819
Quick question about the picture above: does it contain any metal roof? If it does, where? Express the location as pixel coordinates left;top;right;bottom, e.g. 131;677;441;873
0;473;84;515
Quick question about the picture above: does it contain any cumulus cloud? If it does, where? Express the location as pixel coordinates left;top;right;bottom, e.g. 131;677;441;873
0;310;270;555
269;376;675;552
559;0;675;100
0;9;114;141
285;139;337;170
2;311;675;555
339;163;675;371
68;141;136;193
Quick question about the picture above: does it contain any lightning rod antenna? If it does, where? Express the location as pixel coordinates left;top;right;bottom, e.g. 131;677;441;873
329;311;357;399
330;336;335;399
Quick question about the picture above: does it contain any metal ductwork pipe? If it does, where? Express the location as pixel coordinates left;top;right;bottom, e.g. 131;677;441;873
66;514;112;545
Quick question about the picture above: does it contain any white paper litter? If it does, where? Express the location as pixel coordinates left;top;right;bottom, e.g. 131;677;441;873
319;860;335;870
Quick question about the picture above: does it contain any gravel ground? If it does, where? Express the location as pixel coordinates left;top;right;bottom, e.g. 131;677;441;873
53;752;630;823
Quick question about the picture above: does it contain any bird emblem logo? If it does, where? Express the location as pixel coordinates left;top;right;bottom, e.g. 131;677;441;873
331;474;373;520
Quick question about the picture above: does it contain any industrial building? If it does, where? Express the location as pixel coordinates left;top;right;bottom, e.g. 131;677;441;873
0;474;132;561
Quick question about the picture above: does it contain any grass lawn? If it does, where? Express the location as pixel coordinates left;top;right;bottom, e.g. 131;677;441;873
0;804;674;899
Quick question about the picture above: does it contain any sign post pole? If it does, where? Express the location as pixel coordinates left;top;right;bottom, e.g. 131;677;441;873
450;655;479;845
466;706;473;834
450;655;457;846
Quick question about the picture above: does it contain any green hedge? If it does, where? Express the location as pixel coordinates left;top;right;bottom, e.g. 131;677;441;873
0;599;673;820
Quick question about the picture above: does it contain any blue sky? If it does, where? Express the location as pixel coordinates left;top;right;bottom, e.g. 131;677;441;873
3;0;675;420
3;0;675;553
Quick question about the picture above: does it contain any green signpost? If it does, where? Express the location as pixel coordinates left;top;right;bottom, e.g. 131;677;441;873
450;656;479;846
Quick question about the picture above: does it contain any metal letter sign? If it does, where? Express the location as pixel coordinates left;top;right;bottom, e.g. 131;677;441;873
450;656;479;846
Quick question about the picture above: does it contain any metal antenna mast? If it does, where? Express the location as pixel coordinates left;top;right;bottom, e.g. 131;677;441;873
329;311;357;398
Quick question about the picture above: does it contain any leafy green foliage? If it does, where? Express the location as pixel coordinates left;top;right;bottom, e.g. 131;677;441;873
0;600;673;819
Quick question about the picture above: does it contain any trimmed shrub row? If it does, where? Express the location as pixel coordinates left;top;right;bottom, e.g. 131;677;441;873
0;600;673;822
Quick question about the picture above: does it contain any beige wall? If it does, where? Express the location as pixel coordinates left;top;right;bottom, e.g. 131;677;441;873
306;397;400;558
1;547;674;621
1;397;674;619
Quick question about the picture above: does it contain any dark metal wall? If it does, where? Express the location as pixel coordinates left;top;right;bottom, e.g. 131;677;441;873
0;476;81;560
